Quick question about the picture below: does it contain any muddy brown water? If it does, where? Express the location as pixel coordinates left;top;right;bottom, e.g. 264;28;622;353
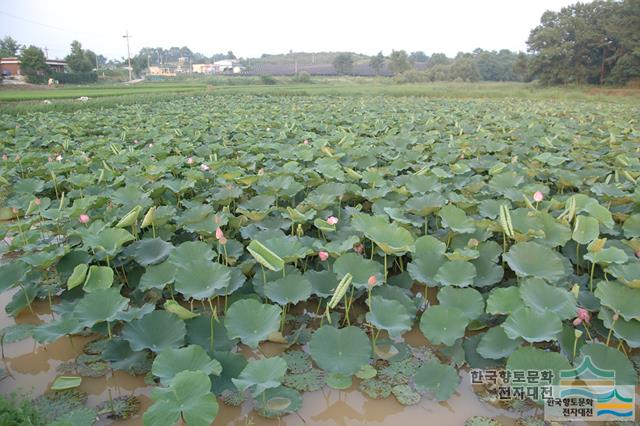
0;290;524;426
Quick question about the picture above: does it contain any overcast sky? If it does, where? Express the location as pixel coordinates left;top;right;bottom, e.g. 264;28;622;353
1;0;579;60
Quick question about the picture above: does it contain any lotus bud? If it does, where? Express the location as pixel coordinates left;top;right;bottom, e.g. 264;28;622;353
133;139;138;144
576;308;591;324
214;215;222;225
573;317;583;326
215;227;224;240
266;127;270;131
574;329;583;339
511;155;518;163
141;206;156;228
186;157;194;165
533;191;544;202
354;243;364;254
368;275;377;286
26;199;39;215
303;139;309;145
296;224;304;238
219;236;227;245
636;250;640;259
327;216;338;225
467;238;479;248
319;251;329;261
258;168;265;175
148;143;154;148
79;214;90;224
200;164;210;172
34;197;41;205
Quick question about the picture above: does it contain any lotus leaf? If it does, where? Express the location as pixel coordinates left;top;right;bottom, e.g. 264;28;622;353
255;385;302;418
82;265;113;293
476;326;522;359
174;260;231;300
577;343;636;385
366;295;413;338
503;307;562;343
504;241;567;282
414;360;460;401
232;356;287;397
264;272;312;305
333;253;383;288
152;345;222;385
434;260;477;287
74;287;129;327
438;204;476;233
437;287;484;320
519;278;576;320
129;238;173;266
486;286;523;315
594;280;640;321
309;325;371;375
419;306;469;346
224;299;282;348
572;215;599;245
121;310;186;353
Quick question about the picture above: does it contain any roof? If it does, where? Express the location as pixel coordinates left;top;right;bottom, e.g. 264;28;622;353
0;57;67;66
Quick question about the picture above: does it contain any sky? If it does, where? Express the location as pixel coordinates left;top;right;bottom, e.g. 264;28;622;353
1;0;580;60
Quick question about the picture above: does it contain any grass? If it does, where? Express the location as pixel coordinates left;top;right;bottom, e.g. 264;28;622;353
1;79;638;114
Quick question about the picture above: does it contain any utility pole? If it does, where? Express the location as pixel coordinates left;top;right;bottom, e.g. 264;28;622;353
122;30;133;81
44;47;49;59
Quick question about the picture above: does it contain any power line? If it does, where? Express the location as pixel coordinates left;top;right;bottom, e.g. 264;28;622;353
0;10;111;39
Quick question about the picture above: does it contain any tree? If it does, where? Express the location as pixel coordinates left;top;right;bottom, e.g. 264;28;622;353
388;50;412;74
513;52;531;82
369;51;385;75
0;36;20;57
409;51;428;62
226;51;236;60
426;53;449;68
65;40;94;72
332;53;353;75
20;46;48;83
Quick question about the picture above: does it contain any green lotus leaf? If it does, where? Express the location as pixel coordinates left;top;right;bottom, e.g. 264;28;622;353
577;342;636;385
355;364;377;380
594;280;640;320
67;264;88;290
414;360;460;401
286;207;316;223
186;315;235;352
371;285;418;319
623;214;640;238
434;260;477;287
0;323;34;343
438;204;475;233
0;261;29;292
32;314;83;343
168;241;215;265
83;265;114;293
50;407;97;426
114;303;155;322
471;241;504;287
309;325;371;375
51;376;82;391
210;351;248;395
519;278;577;320
115;205;142;228
264;272;312;305
144;371;218;426
20;247;66;269
84;227;135;257
572;215;599;245
504;241;567;282
129;238;174;266
152;345;222;385
247;240;285;271
584;246;628;265
366;296;413;338
359;378;392;399
333;253;383;288
419;306;469;346
255;385;302;419
407;236;447;285
507;347;571;389
314;218;336;232
607;263;640;288
101;339;151;375
224;299;281;348
254;234;311;263
305;270;339;298
476;326;522;359
326;372;353;389
486;286;522;315
502;307;562;343
598;307;640;348
163;300;199;320
437;287;484;320
391;384;421;405
582;198;614;228
232;357;287;397
352;214;415;255
138;261;176;291
174;260;231;300
121;311;186;353
404;193;446;216
74;287;129;327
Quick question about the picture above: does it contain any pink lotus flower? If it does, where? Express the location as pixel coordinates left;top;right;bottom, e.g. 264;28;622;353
573;308;591;326
354;243;364;254
318;251;329;261
79;214;90;224
635;250;640;259
533;191;544;203
200;164;210;172
215;227;224;240
55;154;63;162
186;157;194;165
368;275;377;286
303;139;309;145
327;216;338;225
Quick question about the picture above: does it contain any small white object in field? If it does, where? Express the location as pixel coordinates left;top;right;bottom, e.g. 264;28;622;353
78;96;90;102
42;99;52;104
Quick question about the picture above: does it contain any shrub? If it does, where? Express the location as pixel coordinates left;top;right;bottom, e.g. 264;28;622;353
51;71;98;84
260;75;277;85
293;71;312;83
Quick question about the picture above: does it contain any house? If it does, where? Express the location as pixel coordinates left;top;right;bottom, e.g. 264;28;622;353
0;57;67;77
148;65;176;77
213;59;243;74
192;63;214;74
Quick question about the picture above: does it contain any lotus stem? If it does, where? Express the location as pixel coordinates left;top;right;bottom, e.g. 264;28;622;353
18;283;34;315
618;341;628;356
572;335;578;360
208;298;216;352
370;239;374;260
343;287;354;326
589;262;596;292
67;334;75;352
223;244;229;266
424;215;428;235
605;315;617;346
47;288;53;317
281;303;288;333
151;221;156;238
261;265;267;285
106;256;110;268
584;324;593;341
314;299;323;317
383;254;388;283
575;244;580;275
107;321;112;339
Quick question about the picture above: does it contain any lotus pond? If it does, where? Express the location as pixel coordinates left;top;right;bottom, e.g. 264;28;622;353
0;94;639;425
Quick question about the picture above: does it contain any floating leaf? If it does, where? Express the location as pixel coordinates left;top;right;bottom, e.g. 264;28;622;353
232;357;287;397
224;299;281;348
152;345;222;385
121;311;186;353
504;241;567;282
366;295;413;338
502;307;562;343
51;376;82;391
309;325;371;375
419;306;469;346
414;360;460;401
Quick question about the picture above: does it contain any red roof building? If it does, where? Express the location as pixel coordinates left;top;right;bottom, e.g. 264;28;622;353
0;57;66;76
